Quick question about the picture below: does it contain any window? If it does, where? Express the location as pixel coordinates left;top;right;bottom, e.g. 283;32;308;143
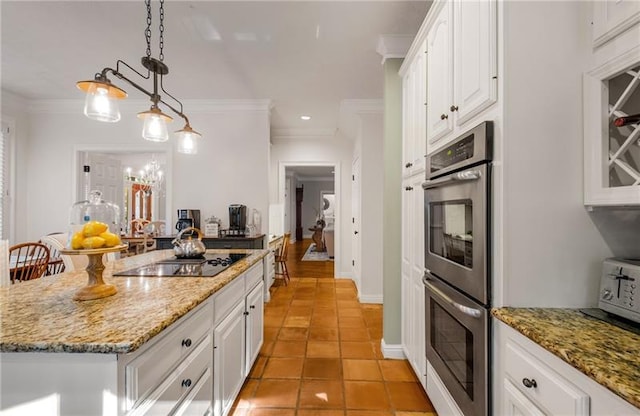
0;122;10;239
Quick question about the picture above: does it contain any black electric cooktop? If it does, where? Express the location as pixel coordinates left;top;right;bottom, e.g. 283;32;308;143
113;253;248;277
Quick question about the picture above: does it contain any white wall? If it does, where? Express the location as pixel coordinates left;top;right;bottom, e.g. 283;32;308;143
270;134;353;278
4;98;270;243
354;114;385;303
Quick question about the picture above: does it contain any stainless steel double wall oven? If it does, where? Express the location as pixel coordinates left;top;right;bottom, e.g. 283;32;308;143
422;121;493;416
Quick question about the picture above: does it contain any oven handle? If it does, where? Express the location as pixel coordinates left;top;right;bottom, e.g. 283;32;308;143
422;271;482;319
421;169;482;190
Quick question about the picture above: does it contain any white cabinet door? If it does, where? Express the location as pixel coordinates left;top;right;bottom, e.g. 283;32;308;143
427;1;454;145
245;280;264;375
411;40;427;174
503;379;545;416
453;0;497;125
592;0;640;48
401;174;426;388
214;300;246;416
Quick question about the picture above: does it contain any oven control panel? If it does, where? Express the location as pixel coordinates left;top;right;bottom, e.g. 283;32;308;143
599;258;640;324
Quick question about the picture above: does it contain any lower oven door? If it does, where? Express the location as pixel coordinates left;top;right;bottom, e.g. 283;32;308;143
424;272;489;416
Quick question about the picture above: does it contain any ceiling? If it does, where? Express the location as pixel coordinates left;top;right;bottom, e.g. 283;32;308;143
286;165;334;180
1;1;428;136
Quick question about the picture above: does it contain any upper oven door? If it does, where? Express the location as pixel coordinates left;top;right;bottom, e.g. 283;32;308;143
422;163;489;305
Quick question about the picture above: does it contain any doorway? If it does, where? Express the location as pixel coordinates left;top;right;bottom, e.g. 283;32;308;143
278;162;340;277
74;148;171;235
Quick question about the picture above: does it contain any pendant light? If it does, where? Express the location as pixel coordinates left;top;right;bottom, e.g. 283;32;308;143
76;0;201;154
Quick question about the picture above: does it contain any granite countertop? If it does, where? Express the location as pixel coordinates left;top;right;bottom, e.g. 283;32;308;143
0;249;268;355
493;308;640;409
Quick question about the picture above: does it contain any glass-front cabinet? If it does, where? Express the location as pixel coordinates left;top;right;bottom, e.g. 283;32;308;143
584;41;640;206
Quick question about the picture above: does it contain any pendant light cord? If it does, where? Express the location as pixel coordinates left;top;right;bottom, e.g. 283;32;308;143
145;0;152;59
159;0;165;62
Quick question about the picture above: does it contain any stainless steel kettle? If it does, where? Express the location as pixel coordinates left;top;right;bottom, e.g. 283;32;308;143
172;227;206;258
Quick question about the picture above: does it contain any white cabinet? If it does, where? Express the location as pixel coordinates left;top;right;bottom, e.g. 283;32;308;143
400;173;426;389
495;322;640;416
245;280;264;375
426;0;497;149
592;0;640;48
123;300;214;416
402;39;427;177
584;16;640;206
214;300;246;416
213;263;265;416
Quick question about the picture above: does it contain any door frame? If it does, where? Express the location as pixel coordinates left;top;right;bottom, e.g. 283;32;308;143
72;145;172;231
278;161;341;277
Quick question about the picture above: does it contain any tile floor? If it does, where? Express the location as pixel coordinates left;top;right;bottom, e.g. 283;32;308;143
230;276;437;416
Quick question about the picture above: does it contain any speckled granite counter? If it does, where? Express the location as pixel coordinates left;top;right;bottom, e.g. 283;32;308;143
0;249;268;354
493;308;640;409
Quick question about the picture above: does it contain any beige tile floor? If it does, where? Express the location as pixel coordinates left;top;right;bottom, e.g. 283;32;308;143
230;276;437;416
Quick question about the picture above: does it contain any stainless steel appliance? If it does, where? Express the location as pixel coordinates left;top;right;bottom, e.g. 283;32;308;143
176;209;200;231
114;253;247;277
422;121;493;416
580;259;640;333
228;204;247;236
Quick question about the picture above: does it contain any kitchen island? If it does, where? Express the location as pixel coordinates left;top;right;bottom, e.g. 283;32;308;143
0;248;269;416
493;308;640;414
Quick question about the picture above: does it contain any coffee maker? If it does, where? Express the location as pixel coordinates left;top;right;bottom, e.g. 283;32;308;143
228;205;247;236
176;209;201;232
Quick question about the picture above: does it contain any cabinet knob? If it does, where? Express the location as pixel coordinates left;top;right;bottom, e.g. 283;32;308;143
250;305;256;309
405;186;414;191
450;105;458;112
354;231;359;235
522;378;537;389
440;113;448;120
405;162;413;168
181;379;192;388
243;311;250;316
181;338;192;348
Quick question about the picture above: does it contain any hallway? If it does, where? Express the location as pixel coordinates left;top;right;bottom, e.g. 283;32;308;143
229;239;436;415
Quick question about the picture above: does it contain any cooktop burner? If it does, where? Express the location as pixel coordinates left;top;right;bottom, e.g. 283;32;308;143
113;253;247;277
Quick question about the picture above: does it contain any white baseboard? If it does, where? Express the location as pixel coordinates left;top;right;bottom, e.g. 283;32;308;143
381;339;406;359
335;272;352;279
359;294;383;304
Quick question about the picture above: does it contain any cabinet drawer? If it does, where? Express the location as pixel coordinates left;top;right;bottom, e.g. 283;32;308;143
214;276;244;325
170;365;213;416
128;334;213;415
245;262;263;291
124;301;213;410
504;339;589;415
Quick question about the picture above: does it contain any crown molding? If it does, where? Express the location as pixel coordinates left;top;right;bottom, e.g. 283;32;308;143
27;98;273;114
376;35;414;64
1;90;29;112
271;128;336;140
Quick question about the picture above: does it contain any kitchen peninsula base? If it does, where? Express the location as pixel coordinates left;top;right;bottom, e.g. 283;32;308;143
0;249;268;416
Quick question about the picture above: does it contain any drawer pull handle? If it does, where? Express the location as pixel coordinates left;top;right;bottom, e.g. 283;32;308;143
522;378;537;389
181;338;192;348
181;379;192;388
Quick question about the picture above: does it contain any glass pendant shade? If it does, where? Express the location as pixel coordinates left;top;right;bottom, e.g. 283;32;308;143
138;107;173;142
175;125;202;154
77;81;126;123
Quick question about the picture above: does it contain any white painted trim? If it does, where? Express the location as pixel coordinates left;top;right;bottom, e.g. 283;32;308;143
359;294;383;304
271;128;336;140
295;176;334;183
278;161;341;278
376;35;414;63
381;339;406;359
28;99;272;114
335;273;352;279
0;116;17;243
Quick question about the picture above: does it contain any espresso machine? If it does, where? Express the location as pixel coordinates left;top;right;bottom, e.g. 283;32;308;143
176;209;200;232
228;205;247;236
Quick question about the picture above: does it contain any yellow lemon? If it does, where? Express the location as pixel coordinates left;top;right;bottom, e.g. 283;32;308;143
82;221;108;237
71;232;84;250
82;236;106;249
100;232;121;248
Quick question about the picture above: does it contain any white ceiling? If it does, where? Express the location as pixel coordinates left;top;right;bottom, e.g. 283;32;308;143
1;1;429;135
